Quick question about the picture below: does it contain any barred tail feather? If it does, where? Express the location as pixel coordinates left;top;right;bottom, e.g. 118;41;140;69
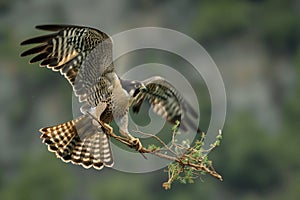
39;115;114;169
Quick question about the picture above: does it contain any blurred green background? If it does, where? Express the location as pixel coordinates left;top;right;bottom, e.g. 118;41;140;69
1;0;299;199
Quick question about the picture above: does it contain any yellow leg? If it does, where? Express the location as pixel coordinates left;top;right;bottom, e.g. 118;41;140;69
99;121;113;134
120;130;142;151
128;135;143;151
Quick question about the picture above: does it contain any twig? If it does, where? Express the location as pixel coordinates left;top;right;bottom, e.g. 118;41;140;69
134;129;178;156
103;124;223;181
91;115;223;188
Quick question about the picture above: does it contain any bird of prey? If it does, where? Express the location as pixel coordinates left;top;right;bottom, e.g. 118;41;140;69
20;24;199;170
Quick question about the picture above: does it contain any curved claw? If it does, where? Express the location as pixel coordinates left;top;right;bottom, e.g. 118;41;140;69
129;137;142;151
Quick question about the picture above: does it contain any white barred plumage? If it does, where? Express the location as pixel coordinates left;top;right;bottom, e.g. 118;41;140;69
39;114;113;169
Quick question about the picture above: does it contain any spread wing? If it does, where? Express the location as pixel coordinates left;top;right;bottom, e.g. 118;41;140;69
132;76;199;132
21;25;116;168
20;24;114;105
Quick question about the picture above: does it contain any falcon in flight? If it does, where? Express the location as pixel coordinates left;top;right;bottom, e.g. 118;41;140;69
20;25;199;170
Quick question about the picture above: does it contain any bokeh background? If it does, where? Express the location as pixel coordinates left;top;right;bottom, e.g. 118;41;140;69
1;0;299;199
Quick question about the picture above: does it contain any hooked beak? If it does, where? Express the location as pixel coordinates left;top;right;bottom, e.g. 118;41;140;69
139;84;147;92
133;84;147;97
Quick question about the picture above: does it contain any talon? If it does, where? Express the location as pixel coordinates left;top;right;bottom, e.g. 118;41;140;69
119;130;143;151
129;137;142;151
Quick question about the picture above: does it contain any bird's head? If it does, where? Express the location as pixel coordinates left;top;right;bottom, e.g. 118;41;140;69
134;84;147;97
120;79;147;97
131;81;147;97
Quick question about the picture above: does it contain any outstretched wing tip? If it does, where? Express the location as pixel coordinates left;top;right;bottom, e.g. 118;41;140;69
35;24;66;31
20;38;34;46
35;24;46;30
20;24;114;88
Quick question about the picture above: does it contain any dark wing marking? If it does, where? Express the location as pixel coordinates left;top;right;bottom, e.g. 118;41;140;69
21;24;114;106
132;76;199;132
